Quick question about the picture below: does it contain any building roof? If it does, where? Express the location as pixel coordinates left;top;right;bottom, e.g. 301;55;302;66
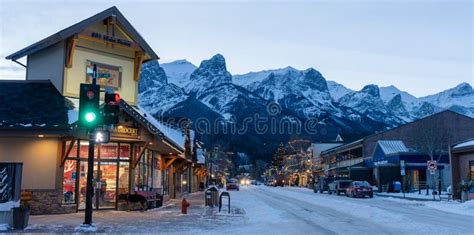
376;140;408;155
0;80;70;131
6;6;158;61
452;138;474;152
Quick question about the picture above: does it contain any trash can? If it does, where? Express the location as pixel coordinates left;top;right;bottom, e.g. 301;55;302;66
393;181;401;193
156;194;163;208
205;186;219;207
12;206;29;230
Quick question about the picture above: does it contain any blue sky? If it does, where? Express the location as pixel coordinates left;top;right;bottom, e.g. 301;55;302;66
0;0;472;97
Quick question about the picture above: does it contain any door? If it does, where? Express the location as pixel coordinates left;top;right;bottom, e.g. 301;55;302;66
96;162;117;209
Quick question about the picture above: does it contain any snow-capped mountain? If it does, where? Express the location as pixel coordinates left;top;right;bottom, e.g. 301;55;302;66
419;82;474;116
138;53;473;160
160;60;197;87
337;85;405;126
184;54;232;96
327;81;353;101
138;60;188;116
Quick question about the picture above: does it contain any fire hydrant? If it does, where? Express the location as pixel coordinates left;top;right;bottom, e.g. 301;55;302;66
181;198;190;214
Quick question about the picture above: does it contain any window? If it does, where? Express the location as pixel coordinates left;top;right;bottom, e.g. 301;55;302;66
470;161;474;180
62;160;77;203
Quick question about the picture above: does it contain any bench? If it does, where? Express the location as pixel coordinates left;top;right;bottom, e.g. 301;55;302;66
134;189;163;209
438;192;452;201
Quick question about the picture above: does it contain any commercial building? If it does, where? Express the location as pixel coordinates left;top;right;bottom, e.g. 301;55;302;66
321;111;474;191
0;7;205;214
449;139;474;200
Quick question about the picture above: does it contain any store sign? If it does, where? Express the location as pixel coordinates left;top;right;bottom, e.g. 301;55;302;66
111;126;139;139
86;61;122;89
90;31;132;47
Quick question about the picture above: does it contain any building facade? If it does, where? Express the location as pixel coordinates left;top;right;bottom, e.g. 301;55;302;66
1;7;205;215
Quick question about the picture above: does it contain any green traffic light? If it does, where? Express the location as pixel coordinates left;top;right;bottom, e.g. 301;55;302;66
85;112;96;123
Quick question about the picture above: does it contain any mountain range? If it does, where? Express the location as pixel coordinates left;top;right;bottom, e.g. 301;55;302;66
138;54;474;160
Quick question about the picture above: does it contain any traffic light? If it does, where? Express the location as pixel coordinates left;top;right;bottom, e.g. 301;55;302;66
79;84;100;128
103;92;120;125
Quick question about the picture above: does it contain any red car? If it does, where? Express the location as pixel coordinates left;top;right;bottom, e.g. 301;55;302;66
346;181;373;198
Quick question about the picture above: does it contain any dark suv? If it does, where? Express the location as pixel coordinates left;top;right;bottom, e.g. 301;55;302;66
329;179;352;195
313;177;331;193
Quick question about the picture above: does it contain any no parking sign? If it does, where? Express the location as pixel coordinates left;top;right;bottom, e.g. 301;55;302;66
427;160;437;175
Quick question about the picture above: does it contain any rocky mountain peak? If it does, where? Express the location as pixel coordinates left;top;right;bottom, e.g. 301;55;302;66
184;54;232;95
361;84;380;97
138;60;168;93
452;82;473;96
302;68;328;92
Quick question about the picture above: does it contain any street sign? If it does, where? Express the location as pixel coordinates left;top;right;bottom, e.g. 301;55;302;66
400;160;406;176
427;160;437;175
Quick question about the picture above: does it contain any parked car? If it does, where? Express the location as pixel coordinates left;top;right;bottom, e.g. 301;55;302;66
226;178;239;191
346;181;373;198
328;179;352;195
313;177;331;193
272;175;285;187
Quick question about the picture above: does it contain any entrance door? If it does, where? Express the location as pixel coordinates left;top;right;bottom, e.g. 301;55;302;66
96;162;117;209
78;161;118;210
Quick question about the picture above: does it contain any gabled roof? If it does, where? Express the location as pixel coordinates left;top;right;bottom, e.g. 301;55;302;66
6;6;158;61
0;80;70;131
376;140;408;155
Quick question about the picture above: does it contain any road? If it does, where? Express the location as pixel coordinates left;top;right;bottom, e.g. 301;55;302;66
221;186;474;235
22;186;473;234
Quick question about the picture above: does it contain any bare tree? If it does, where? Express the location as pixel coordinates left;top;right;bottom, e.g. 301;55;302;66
411;117;452;191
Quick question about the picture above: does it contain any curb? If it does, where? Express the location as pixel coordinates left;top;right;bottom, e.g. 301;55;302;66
376;193;436;201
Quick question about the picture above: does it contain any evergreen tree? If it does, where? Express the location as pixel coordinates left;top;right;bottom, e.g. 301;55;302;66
272;143;287;173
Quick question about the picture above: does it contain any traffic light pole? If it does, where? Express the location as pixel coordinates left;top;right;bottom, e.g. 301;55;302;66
84;65;98;226
84;131;95;225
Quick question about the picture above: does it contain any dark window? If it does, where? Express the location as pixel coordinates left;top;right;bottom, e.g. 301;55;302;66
470;161;474;180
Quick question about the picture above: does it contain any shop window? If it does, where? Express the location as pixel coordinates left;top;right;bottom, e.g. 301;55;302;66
62;160;77;204
100;143;118;159
79;140;98;159
66;140;78;158
118;162;130;195
120;144;130;159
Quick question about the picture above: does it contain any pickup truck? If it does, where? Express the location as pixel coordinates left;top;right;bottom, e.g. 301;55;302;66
328;179;352;195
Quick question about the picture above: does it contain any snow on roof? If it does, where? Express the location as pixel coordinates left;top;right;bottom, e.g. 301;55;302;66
134;105;186;150
453;139;474;150
196;148;205;164
377;140;408;154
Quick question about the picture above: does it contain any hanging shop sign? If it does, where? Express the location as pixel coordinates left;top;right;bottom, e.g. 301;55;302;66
111;125;140;139
86;60;122;89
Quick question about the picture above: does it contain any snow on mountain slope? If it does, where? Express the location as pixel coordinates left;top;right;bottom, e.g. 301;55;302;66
419;82;474;109
138;83;188;116
379;85;420;110
338;85;404;126
233;66;299;87
160;59;197;87
184;54;232;96
327;81;353;101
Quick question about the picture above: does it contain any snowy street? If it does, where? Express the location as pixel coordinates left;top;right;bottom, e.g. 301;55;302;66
21;186;473;234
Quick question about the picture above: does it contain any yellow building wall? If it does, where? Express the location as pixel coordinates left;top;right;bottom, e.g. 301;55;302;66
63;22;139;104
0;138;60;190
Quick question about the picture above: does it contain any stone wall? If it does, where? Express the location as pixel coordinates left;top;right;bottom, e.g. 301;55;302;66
27;189;76;215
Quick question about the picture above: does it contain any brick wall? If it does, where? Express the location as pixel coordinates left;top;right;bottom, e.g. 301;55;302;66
28;189;76;215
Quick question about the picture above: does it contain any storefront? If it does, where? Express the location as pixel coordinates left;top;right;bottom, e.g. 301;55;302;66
450;139;474;200
1;7;203;215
